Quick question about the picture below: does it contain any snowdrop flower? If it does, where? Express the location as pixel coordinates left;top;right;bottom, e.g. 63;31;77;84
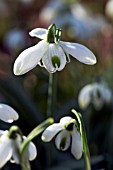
0;104;19;123
13;24;96;75
0;127;37;169
42;116;82;159
78;83;112;110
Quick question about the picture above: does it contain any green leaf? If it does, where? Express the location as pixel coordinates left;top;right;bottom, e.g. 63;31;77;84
20;117;54;157
72;109;91;170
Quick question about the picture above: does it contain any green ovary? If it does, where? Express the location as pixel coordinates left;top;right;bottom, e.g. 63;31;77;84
60;137;67;150
52;56;60;68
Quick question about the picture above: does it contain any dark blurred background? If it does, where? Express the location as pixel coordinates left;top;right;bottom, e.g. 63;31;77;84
1;0;113;169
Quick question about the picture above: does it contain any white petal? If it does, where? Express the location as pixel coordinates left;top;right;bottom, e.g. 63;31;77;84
0;132;13;168
12;135;37;163
91;85;104;110
28;141;37;161
0;104;19;123
41;123;64;142
42;44;66;73
78;85;93;109
100;86;112;104
60;116;73;126
105;88;112;104
60;41;96;65
71;128;82;159
13;40;48;75
12;135;21;164
55;130;70;151
29;28;48;39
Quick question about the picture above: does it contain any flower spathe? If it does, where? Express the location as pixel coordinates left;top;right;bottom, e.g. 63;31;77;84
41;116;83;159
0;104;19;123
0;130;37;169
13;24;96;75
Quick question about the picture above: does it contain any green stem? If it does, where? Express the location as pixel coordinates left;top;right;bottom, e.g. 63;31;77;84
47;73;57;117
46;73;57;167
82;122;91;170
20;118;54;155
19;118;54;170
72;109;91;170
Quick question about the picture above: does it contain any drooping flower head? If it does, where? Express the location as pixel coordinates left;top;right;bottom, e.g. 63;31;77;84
0;126;37;169
13;24;96;75
41;116;83;159
78;82;112;110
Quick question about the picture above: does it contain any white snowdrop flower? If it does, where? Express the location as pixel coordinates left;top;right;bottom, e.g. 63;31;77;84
13;24;96;75
78;83;112;110
0;129;37;169
41;116;82;159
0;104;19;123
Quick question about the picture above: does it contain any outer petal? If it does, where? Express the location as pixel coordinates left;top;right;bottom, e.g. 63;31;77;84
60;116;73;126
29;28;48;40
0;132;13;168
12;135;21;164
28;141;37;161
104;88;112;104
41;123;64;142
12;135;37;163
71;128;82;159
0;104;19;123
13;40;48;75
55;130;70;151
91;85;104;110
42;44;66;73
78;85;93;109
60;41;96;65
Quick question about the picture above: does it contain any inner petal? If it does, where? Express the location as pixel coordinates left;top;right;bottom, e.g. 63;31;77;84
55;130;70;151
42;44;66;73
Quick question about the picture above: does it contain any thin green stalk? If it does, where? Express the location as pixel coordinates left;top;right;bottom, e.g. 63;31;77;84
47;73;57;117
82;122;91;170
19;118;54;170
20;118;54;155
46;73;57;167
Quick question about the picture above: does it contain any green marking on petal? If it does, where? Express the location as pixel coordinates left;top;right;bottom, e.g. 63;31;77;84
60;137;66;150
52;56;60;68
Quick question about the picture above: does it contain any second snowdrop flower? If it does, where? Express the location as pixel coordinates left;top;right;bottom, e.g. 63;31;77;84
0;126;37;169
41;116;83;159
78;82;112;110
13;24;96;75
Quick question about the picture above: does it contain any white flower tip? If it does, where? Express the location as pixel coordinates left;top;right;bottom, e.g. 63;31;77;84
13;69;24;76
84;54;97;65
29;31;35;37
41;135;47;142
0;104;19;123
75;152;82;160
13;62;25;76
41;133;50;142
